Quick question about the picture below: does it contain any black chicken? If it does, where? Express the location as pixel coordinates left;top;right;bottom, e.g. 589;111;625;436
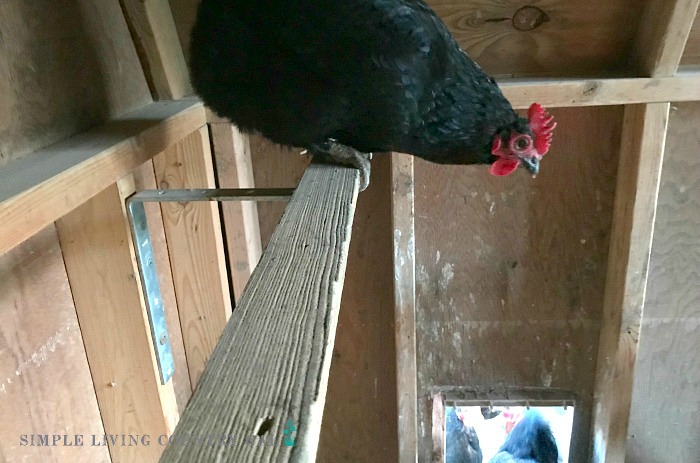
489;410;559;463
189;0;556;190
446;407;483;463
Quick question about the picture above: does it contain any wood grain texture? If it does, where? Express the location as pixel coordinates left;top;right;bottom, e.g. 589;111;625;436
160;163;359;462
591;103;669;463
633;0;700;76
56;179;179;463
427;0;644;78
317;155;398;463
211;122;263;302
0;99;206;254
413;107;622;463
119;0;192;99
133;160;193;414
154;126;232;388
0;227;110;463
499;75;700;109
392;153;419;463
0;0;151;165
625;102;700;461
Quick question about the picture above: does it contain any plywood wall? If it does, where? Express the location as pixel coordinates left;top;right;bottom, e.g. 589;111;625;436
0;227;110;463
413;106;623;463
626;102;700;462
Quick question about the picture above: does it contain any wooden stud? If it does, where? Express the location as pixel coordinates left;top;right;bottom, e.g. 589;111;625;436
0;100;206;254
633;0;700;76
119;0;192;99
210;122;263;301
160;163;359;462
499;75;700;109
56;176;179;463
591;103;669;463
391;153;418;463
592;3;698;460
153;126;233;387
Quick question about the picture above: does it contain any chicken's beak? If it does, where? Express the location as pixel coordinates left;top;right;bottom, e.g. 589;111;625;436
520;156;540;176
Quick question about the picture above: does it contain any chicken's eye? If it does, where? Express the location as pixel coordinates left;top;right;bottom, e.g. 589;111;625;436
510;134;532;153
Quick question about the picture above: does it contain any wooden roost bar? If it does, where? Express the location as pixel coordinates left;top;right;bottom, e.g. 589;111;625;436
1;0;700;462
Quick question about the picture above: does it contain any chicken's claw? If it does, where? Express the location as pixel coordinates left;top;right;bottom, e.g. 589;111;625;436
311;140;372;192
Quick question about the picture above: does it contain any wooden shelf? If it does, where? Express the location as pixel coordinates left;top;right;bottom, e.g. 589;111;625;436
0;99;206;254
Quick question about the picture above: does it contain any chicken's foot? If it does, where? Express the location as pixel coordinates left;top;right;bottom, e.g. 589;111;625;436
310;139;372;192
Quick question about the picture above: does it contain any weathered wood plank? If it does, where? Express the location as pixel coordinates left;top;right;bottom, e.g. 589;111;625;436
56;177;179;463
119;0;192;99
0;99;206;254
211;122;263;301
499;75;700;109
153;127;232;388
633;0;700;76
591;103;669;463
391;153;418;463
160;162;359;462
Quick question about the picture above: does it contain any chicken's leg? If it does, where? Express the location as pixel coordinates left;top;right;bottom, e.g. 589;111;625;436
310;139;372;192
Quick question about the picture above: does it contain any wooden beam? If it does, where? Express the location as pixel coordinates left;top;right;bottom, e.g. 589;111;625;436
210;122;263;301
391;153;418;463
633;0;700;76
499;75;700;109
160;162;359;462
0;100;205;254
153;127;233;387
591;103;669;463
56;176;179;463
119;0;192;99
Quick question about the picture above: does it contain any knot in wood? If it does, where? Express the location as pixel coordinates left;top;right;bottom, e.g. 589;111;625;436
512;5;549;31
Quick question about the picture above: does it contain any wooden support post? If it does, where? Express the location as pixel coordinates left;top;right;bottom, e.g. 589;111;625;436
210;121;263;301
592;2;698;461
56;176;178;463
591;103;669;463
391;153;418;463
153;126;233;387
159;163;360;462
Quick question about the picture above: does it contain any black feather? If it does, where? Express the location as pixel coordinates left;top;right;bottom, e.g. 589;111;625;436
190;0;522;166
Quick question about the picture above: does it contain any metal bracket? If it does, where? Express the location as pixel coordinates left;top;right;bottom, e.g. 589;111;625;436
126;188;295;384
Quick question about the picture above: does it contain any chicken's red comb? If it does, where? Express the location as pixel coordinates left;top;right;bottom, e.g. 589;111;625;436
528;103;556;155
